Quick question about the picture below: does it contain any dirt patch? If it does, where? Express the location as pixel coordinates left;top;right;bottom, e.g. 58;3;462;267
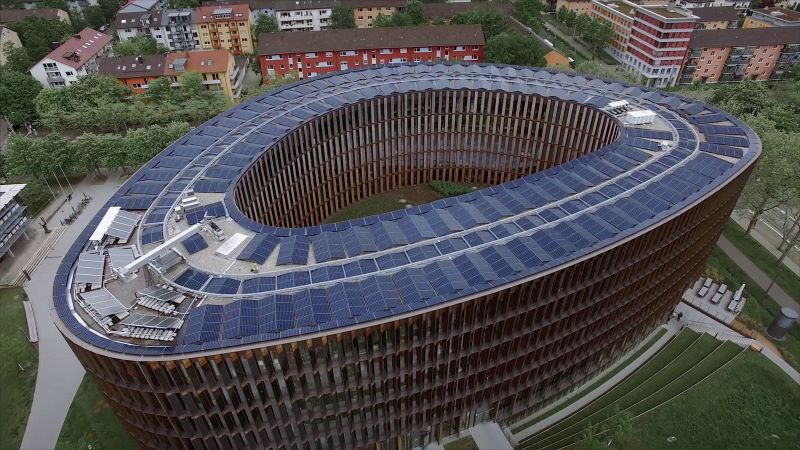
90;174;108;185
732;319;784;357
380;184;441;205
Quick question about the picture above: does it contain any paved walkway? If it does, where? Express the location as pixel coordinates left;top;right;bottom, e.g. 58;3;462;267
508;324;678;444
731;211;800;275
716;235;799;311
21;174;122;450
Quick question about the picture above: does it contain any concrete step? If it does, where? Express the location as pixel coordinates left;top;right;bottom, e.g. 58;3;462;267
11;226;66;286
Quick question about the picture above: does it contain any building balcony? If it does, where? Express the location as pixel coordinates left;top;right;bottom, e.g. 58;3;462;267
726;55;751;63
46;73;64;82
729;48;753;56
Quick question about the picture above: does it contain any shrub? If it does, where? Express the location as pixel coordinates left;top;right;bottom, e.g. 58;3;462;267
429;180;476;198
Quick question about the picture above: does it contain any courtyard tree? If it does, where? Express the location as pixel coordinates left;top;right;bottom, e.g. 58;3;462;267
0;69;42;126
451;10;508;39
484;29;547;68
252;13;279;38
739;116;797;234
330;6;356;29
6;16;73;62
112;36;169;56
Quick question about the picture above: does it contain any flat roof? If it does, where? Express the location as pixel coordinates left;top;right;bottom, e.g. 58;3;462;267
691;6;740;23
55;63;760;358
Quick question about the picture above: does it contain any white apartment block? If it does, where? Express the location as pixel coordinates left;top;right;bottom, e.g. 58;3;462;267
30;28;112;88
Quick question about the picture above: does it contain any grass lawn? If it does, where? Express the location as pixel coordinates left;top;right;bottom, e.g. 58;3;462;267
0;287;38;450
55;376;137;450
324;184;441;223
706;247;800;371
511;328;668;435
444;435;479;450
631;350;800;450
722;220;800;302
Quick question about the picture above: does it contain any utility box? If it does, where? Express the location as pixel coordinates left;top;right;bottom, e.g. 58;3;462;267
767;307;798;340
627;110;656;125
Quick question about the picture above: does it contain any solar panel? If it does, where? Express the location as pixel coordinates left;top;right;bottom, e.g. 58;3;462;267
393;267;435;305
185;202;227;225
108;247;136;269
311;232;347;262
137;285;185;304
75;252;105;287
79;288;127;317
105;210;141;241
182;233;209;254
241;276;276;294
237;234;280;264
343;227;378;256
276;235;309;265
204;277;241;295
174;269;209;290
121;313;183;330
194;179;230;193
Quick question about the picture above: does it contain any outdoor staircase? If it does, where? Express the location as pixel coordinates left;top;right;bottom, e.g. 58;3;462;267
10;226;67;287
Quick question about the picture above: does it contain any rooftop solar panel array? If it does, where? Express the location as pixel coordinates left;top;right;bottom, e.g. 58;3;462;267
54;63;760;356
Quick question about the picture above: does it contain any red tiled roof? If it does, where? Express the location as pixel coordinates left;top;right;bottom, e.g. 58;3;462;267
42;28;112;69
164;50;232;75
0;8;65;25
195;4;251;22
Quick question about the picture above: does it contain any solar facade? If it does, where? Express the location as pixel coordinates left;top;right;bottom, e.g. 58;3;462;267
54;64;760;450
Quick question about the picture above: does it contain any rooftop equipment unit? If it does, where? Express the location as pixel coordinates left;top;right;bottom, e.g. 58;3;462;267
627;110;656;125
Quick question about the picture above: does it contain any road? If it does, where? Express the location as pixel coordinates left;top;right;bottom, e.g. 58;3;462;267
20;174;122;450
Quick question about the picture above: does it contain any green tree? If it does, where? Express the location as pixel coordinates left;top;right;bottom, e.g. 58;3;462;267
514;0;545;31
373;1;425;27
330;6;356;29
68;8;88;34
6;16;73;63
584;19;613;56
573;13;593;38
574;60;638;83
0;69;42;126
739;116;797;234
36;0;69;10
165;0;200;7
97;0;121;20
451;10;508;39
4;132;73;179
112;36;169;56
709;80;772;117
556;5;570;24
252;13;279;38
431;17;446;25
484;29;547;67
83;5;107;29
35;75;131;131
1;42;34;73
176;71;209;101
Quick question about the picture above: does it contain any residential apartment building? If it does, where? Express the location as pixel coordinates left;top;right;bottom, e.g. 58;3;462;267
272;0;332;31
165;49;244;99
676;0;751;9
691;6;739;29
115;10;164;42
118;0;164;14
0;27;21;65
195;4;254;55
98;49;244;99
258;25;484;82
591;0;636;64
0;7;70;25
116;9;201;51
678;27;800;83
625;4;697;87
98;54;166;94
30;28;112;89
555;0;594;15
0;184;29;261
347;0;405;28
591;1;697;87
743;7;800;28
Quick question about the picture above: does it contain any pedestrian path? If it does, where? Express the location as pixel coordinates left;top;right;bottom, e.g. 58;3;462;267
9;226;66;286
716;235;799;311
21;174;121;450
